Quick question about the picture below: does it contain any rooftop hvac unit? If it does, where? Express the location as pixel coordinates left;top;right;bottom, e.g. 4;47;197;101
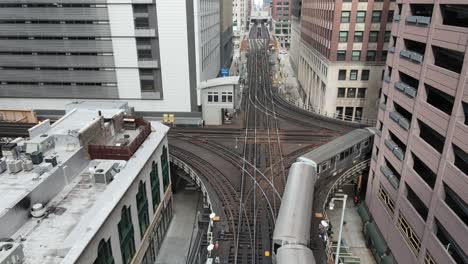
22;160;33;171
0;242;24;264
1;143;18;160
30;151;43;165
93;162;118;185
25;134;55;154
7;160;22;174
44;155;57;167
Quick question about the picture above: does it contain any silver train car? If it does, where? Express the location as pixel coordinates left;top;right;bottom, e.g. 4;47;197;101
276;244;316;264
272;161;316;262
298;128;375;178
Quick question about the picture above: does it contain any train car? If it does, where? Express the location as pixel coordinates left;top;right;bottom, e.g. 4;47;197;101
276;244;316;264
297;128;375;179
272;161;316;260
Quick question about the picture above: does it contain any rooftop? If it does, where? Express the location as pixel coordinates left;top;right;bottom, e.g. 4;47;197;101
0;103;169;264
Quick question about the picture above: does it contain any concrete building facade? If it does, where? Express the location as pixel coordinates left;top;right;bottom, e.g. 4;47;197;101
366;2;468;263
0;0;222;114
233;0;249;46
220;0;234;67
0;102;173;264
293;0;395;122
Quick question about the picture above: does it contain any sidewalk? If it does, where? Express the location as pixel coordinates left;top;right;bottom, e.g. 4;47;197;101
276;53;302;104
156;189;201;264
325;185;376;264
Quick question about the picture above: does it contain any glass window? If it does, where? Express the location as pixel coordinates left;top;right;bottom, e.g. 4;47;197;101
337;50;346;61
137;49;152;59
140;80;155;91
354;31;363;42
372;11;382;23
150;161;160;211
367;50;376;61
355;107;363;121
361;70;370;80
161;146;170;191
336;107;344;119
384;31;391;42
345;107;354;121
357;11;366;23
388;11;394;22
337;88;346;98
341;11;351;23
347;88;357;98
134;17;150;28
339;31;348;42
338;69;347;80
382;50;388;61
94;239;115;264
222;92;227;102
118;206;136;264
369;31;379;42
136;181;150;238
358;88;367;98
352;50;361;61
350;70;358;80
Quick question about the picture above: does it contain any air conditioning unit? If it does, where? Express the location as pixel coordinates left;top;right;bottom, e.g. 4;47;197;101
22;160;34;171
93;162;118;185
1;143;18;160
7;160;22;174
0;160;6;174
0;242;24;264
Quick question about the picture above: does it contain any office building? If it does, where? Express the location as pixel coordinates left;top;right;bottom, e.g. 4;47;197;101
293;0;395;122
0;0;221;113
366;3;468;263
272;0;291;47
233;0;249;43
0;101;173;263
220;0;234;67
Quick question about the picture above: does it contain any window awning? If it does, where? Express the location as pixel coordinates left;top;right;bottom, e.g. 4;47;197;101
365;222;388;256
357;203;371;224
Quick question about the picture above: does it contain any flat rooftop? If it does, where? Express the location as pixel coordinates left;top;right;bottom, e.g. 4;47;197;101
0;105;169;264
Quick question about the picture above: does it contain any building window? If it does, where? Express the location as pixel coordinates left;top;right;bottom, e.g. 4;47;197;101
367;50;376;61
350;70;358;80
338;69;347;80
207;92;213;102
339;31;348;42
213;92;219;102
337;88;346;98
361;70;370;80
369;31;379;42
94;239;115;264
384;31;391;42
150;161;161;211
336;107;344;119
336;50;346;61
161;146;170;191
381;50;388;61
356;11;366;23
341;11;351;23
357;88;367;98
136;181;150;238
222;92;227;102
118;206;136;264
135;17;150;28
378;185;395;214
372;11;382;23
140;80;155;92
388;11;395;22
352;50;361;61
345;107;354;121
398;214;422;255
355;107;363;121
347;88;357;98
354;31;363;42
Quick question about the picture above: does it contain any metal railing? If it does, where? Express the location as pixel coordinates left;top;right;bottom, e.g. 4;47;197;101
321;159;371;263
280;95;377;126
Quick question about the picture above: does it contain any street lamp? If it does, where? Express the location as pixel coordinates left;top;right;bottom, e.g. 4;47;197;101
328;194;348;264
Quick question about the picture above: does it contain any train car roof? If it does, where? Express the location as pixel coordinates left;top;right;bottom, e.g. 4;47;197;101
300;128;374;165
277;244;316;264
273;162;316;245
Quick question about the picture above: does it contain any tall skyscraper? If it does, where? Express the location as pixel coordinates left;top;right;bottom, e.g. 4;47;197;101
292;0;395;122
366;3;468;263
0;0;221;113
